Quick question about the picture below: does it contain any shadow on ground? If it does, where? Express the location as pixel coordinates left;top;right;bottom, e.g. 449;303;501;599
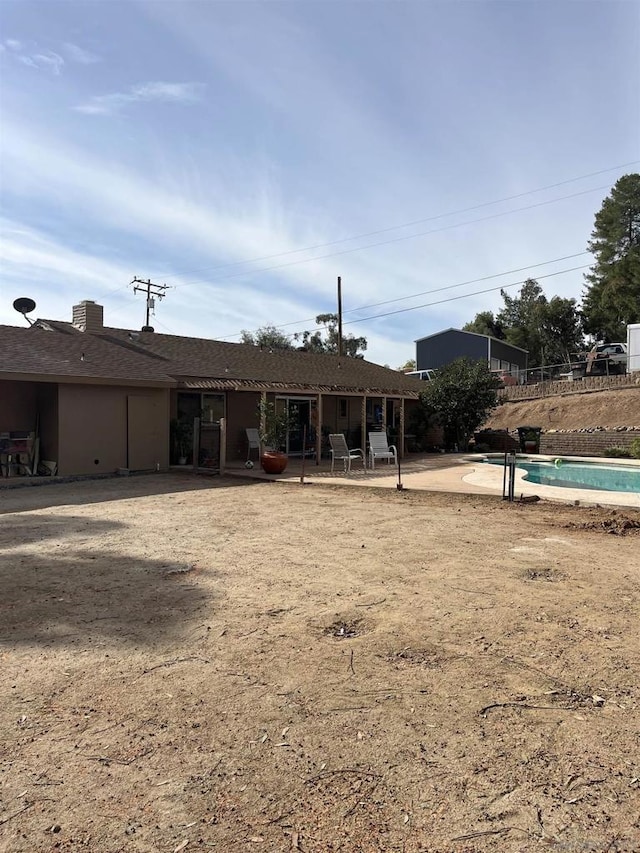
0;514;214;647
0;472;263;515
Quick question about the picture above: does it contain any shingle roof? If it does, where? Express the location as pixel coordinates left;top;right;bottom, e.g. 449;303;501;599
0;324;173;384
1;320;423;397
102;327;423;395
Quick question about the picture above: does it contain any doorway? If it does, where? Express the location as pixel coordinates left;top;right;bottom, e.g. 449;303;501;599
276;396;316;456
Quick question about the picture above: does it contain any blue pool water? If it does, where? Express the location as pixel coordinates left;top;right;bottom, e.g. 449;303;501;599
487;458;640;493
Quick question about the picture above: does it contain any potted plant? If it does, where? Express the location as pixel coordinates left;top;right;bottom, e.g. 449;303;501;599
170;418;193;465
257;399;292;474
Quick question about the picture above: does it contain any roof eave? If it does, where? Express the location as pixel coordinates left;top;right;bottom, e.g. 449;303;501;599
0;371;176;388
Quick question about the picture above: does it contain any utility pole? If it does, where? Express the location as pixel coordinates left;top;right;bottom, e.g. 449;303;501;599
337;275;343;357
131;277;168;331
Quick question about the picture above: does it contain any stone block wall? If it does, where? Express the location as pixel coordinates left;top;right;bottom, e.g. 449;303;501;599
499;373;639;401
539;431;640;457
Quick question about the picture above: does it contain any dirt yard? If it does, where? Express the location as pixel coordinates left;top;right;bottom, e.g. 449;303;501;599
1;475;639;853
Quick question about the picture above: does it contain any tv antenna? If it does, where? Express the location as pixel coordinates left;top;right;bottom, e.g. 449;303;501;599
13;297;37;326
131;277;169;331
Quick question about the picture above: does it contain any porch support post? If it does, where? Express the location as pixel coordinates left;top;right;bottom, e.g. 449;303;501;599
316;393;322;465
361;395;367;461
192;417;200;472
219;416;226;475
399;398;405;459
259;391;267;441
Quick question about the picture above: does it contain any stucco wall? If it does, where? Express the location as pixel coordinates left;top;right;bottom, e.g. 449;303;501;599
227;391;261;460
36;383;59;463
57;384;170;475
0;380;38;432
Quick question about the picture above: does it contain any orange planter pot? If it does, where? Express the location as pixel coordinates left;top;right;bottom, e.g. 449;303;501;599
260;451;289;474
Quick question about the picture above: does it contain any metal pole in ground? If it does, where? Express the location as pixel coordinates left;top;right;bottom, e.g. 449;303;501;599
396;449;404;491
502;450;508;500
508;452;516;502
300;425;307;484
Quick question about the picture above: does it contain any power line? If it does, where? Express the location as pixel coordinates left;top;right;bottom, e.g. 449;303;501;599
171;184;610;290
228;264;590;343
216;251;589;340
342;264;591;327
94;161;636;304
152;160;638;281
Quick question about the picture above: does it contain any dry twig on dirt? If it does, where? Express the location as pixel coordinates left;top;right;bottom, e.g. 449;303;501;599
0;803;33;826
141;656;210;674
84;747;155;765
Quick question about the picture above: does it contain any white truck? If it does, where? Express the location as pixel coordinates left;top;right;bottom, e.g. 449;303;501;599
406;369;437;382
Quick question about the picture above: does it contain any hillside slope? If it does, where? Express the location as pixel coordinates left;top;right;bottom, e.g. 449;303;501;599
482;387;640;432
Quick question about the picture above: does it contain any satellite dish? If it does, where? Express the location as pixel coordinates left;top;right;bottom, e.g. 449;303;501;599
13;297;36;316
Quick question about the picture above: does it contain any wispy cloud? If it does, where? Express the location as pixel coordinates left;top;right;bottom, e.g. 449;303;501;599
62;42;101;64
18;50;64;74
2;38;100;73
2;37;65;74
75;81;204;115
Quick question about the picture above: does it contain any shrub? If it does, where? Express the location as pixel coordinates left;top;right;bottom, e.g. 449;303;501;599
630;437;640;459
603;447;632;458
473;443;492;453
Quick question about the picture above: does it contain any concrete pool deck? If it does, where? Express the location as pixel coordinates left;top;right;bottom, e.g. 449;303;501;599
225;453;640;509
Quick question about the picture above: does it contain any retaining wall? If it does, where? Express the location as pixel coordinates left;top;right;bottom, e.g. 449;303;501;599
499;373;639;401
539;431;640;457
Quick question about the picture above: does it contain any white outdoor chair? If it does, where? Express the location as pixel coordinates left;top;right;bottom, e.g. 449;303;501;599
368;431;398;469
245;428;261;462
328;434;366;473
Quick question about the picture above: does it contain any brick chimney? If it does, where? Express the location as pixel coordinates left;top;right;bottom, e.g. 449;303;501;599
72;300;103;332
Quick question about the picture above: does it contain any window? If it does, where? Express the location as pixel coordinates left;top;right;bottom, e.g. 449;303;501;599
339;398;348;418
202;393;225;423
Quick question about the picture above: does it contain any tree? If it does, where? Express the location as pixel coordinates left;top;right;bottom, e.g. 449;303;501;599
295;313;367;358
542;295;584;365
464;281;584;368
240;325;294;350
496;278;547;366
415;358;500;449
462;311;504;339
494;279;583;368
582;174;640;341
397;358;416;372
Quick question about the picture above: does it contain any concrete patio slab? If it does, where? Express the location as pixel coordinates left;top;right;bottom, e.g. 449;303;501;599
225;453;640;509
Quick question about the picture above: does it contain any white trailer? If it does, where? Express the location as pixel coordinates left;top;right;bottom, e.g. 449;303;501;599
627;323;640;373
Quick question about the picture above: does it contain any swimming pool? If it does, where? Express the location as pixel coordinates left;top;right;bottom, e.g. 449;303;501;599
486;457;640;493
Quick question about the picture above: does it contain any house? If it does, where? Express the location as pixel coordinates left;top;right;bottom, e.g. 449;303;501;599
1;299;424;476
415;328;528;379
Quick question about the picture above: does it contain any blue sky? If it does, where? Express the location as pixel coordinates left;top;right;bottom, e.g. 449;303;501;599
1;0;639;367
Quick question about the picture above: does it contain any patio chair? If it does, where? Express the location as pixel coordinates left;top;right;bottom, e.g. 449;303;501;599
368;431;398;469
245;428;261;462
328;434;366;473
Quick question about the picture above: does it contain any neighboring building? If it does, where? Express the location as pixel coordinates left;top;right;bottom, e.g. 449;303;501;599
1;300;424;477
415;328;528;378
628;324;640;373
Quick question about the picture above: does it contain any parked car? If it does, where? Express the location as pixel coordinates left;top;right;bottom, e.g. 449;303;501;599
586;342;628;375
406;369;437;382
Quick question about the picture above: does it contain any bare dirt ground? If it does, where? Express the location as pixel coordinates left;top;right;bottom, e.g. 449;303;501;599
1;475;639;853
483;388;640;432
